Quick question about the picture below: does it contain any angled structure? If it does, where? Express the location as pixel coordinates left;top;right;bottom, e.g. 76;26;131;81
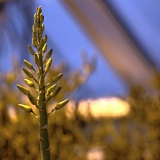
60;0;154;90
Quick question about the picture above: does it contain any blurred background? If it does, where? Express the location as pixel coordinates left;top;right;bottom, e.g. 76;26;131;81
0;0;160;160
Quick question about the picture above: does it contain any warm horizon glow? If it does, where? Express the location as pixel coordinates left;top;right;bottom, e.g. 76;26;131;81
66;97;130;118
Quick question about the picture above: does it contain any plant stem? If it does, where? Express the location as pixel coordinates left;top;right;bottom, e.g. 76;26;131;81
38;52;50;160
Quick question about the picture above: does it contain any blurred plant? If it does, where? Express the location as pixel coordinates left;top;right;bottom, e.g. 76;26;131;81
1;65;160;160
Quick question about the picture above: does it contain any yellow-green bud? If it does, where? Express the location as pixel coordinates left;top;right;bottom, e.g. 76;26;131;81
42;43;47;52
23;68;33;78
18;104;33;113
34;13;37;19
28;93;37;105
44;65;50;74
46;49;53;59
24;60;33;69
24;79;35;88
17;84;30;95
52;73;63;82
28;45;35;55
40;24;44;34
32;32;36;40
34;53;39;65
32;25;36;32
32;38;37;48
47;84;56;93
55;99;69;110
43;35;47;43
45;58;52;73
40;13;44;22
50;87;61;97
46;58;52;66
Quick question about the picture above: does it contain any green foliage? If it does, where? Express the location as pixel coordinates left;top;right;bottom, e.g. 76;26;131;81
1;62;160;160
0;52;95;159
1;5;159;160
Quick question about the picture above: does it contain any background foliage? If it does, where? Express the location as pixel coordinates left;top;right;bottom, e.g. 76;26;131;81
0;1;160;160
0;60;160;160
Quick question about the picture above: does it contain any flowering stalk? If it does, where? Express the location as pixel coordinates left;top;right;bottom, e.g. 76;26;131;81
17;6;69;160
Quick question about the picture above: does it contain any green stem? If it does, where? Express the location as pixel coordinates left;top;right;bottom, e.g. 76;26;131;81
38;52;50;160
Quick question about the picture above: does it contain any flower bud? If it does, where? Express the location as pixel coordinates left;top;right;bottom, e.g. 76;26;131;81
32;25;36;32
52;73;63;82
55;99;69;110
24;79;35;88
18;104;33;113
46;58;52;66
28;93;37;105
28;45;35;55
42;43;47;52
47;84;56;93
40;13;44;22
50;87;61;98
24;60;33;69
43;35;47;43
17;84;30;95
32;38;37;48
46;49;53;59
23;68;33;78
34;53;39;65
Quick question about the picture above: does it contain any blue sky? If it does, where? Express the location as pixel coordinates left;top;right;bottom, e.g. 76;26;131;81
107;0;160;67
2;0;160;99
32;0;127;99
4;0;160;99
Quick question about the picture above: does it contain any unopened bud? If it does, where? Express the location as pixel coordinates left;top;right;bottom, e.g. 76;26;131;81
18;104;33;113
43;35;47;43
28;45;35;55
46;49;53;59
24;60;33;69
24;79;35;88
47;84;56;93
23;68;33;78
50;87;61;98
52;73;63;82
17;84;30;95
55;99;69;110
28;93;37;105
32;38;37;48
42;43;47;52
34;53;39;65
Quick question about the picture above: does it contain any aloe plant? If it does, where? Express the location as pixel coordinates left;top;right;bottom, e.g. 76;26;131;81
17;6;69;160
